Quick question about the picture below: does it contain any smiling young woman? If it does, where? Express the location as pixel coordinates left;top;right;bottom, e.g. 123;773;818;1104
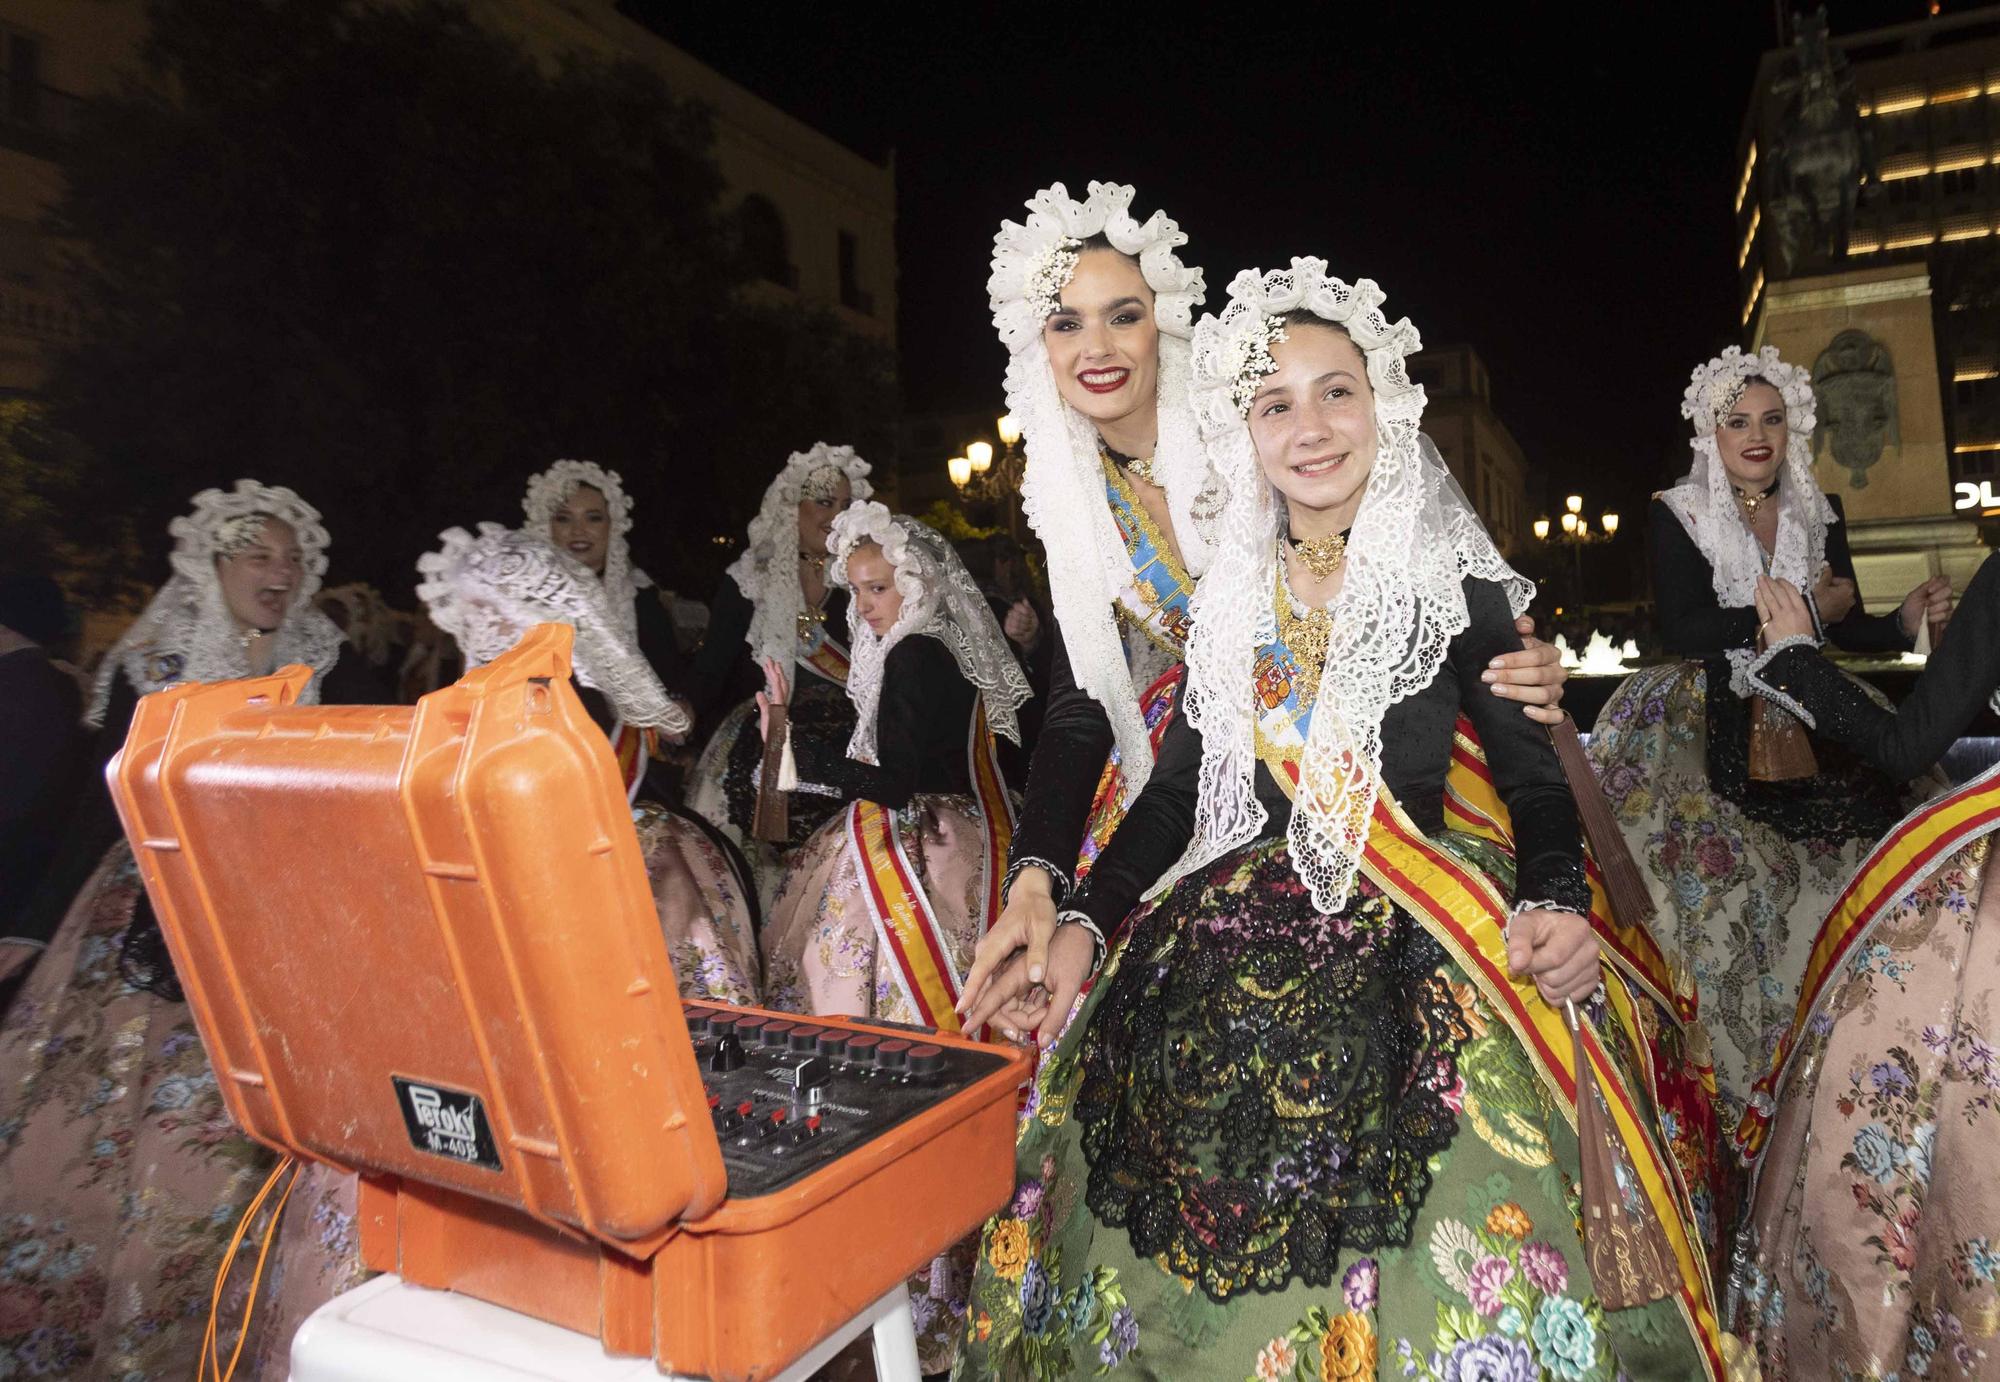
1585;346;1954;1226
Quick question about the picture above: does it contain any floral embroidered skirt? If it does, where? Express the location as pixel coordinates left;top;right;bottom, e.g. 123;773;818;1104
762;791;998;1373
1586;662;1931;1142
0;843;364;1377
956;835;1703;1381
1735;833;2000;1379
632;801;762;1005
686;680;856;909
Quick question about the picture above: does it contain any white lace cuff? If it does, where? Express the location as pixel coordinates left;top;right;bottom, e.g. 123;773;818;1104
1745;635;1822;729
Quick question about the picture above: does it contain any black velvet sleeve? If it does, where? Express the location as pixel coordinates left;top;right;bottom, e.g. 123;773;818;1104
684;577;755;724
1066;669;1200;936
1650;497;1760;657
634;588;690;695
1754;553;2000;782
1454;579;1590;913
1005;629;1119;898
785;636;964;811
1821;496;1915;655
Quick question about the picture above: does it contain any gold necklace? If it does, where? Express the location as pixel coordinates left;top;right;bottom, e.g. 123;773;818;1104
1734;482;1778;519
1288;529;1348;580
1102;443;1158;487
1273;559;1332;707
796;590;828;640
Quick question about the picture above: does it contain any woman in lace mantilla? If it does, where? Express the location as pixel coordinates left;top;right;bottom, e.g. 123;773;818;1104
960;183;1569;1047
684;443;874;905
1712;559;2000;1381
956;263;1716;1382
416;522;758;1008
755;502;1029;1372
1585;348;1952;1175
0;481;375;1378
521;458;693;800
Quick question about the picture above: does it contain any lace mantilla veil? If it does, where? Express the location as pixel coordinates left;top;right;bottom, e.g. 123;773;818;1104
989;180;1212;803
416;523;689;735
725;442;875;668
1164;258;1532;914
521;459;653;644
828;502;1031;764
1659;344;1834;697
85;479;345;726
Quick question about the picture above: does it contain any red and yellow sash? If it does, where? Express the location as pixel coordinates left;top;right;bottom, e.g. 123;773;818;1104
848;704;1015;1036
798;630;851;688
1441;716;1684;1021
1733;762;2000;1162
610;721;657;802
1361;794;1726;1379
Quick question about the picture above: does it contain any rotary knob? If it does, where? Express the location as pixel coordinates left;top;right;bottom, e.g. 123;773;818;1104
907;1043;944;1076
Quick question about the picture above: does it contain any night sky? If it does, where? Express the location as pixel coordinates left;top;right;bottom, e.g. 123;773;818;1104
637;3;1938;526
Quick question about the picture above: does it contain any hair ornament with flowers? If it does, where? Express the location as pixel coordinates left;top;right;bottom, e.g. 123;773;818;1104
1680;344;1816;438
988;180;1205;353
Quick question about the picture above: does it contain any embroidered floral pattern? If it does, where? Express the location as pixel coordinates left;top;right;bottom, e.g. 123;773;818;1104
1075;839;1471;1301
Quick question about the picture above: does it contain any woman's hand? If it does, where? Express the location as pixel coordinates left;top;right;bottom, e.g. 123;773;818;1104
1003;598;1041;649
1481;615;1568;726
980;924;1096;1049
1755;574;1815;645
958;866;1059;1031
754;656;789;741
1810;563;1858;626
1505;908;1600;1005
1898;575;1952;642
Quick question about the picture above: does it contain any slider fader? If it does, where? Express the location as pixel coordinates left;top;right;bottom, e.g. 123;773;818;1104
684;1005;1011;1200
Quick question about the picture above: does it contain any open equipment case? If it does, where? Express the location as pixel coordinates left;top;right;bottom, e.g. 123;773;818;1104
108;625;1030;1381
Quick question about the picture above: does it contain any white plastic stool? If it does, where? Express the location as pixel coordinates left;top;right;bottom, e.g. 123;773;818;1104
289;1273;922;1382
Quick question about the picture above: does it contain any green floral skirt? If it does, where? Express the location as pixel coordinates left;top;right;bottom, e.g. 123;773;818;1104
955;835;1703;1381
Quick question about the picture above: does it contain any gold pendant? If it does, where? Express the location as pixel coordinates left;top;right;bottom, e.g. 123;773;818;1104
1273;562;1332;707
1290;530;1347;580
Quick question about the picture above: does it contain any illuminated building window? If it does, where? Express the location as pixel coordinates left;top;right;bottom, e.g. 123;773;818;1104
1735;143;1757;213
1738;204;1761;267
1742;268;1765;326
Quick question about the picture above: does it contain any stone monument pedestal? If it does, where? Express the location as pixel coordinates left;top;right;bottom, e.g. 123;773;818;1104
1753;264;1989;609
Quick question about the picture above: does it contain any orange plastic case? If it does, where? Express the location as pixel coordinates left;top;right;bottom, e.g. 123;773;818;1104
109;625;1028;1381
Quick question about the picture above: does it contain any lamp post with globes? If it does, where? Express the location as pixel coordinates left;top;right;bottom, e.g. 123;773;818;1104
947;414;1029;540
1532;493;1620;606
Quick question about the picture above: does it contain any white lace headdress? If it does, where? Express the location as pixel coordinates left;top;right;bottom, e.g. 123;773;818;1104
416;523;689;735
989;180;1211;802
86;479;344;726
725;442;875;666
1659;344;1833;697
1165;258;1532;913
521;459;652;643
828;501;1031;764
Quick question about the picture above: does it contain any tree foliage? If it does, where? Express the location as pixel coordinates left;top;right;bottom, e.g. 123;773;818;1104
45;0;898;599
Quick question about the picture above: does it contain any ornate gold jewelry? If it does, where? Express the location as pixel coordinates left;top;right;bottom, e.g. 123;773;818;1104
1288;529;1348;580
1101;443;1158;487
1733;481;1778;519
1273;558;1332;707
796;595;828;641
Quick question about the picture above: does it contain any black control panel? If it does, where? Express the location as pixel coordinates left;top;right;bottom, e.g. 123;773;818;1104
685;1005;1015;1199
